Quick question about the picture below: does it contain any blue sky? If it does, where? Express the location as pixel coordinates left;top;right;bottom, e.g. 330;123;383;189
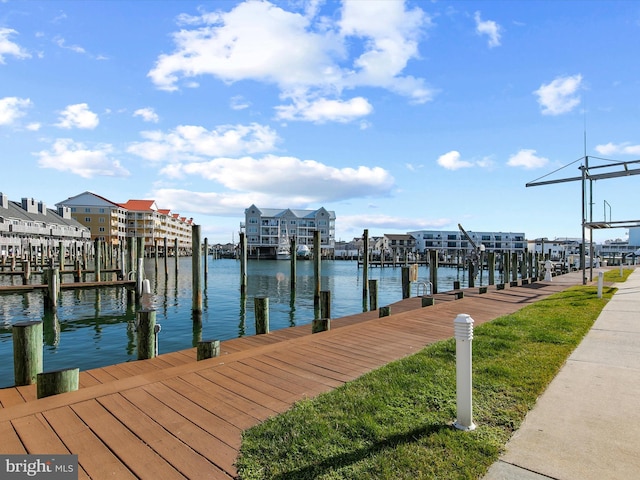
1;0;639;245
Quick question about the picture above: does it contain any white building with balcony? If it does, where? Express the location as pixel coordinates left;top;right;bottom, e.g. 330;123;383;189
408;229;527;259
244;205;335;257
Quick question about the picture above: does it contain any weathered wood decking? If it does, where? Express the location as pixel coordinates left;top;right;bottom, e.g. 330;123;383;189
0;272;587;479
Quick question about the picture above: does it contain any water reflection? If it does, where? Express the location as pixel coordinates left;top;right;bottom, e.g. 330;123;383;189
0;258;491;388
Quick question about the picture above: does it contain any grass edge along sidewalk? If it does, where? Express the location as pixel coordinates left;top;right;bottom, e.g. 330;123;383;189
236;269;631;480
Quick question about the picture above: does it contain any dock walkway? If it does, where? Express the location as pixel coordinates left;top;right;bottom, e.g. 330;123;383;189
0;272;586;479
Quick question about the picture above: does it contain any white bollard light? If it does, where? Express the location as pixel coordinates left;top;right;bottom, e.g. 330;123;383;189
454;313;476;431
544;260;553;282
597;271;604;299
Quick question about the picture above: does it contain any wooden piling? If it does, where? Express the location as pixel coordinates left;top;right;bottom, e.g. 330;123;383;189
192;225;203;313
290;236;296;292
197;340;220;361
58;241;64;271
44;268;60;310
13;320;43;386
429;249;438;294
239;232;247;296
136;237;144;301
320;290;331;319
22;259;31;285
368;279;378;311
312;318;330;333
254;296;269;334
164;237;169;277
488;251;495;285
362;229;369;307
422;296;435;307
401;266;411;299
136;309;156;360
37;368;79;399
174;238;179;274
203;237;209;278
313;230;321;314
94;239;101;282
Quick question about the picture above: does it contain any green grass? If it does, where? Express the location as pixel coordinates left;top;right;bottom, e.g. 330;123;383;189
236;280;621;480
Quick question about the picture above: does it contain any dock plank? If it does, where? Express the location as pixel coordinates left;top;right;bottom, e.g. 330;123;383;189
43;406;137;480
71;399;186;480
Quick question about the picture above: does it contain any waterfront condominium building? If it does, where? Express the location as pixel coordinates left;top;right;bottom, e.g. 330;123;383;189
244;204;336;257
56;191;127;246
0;192;91;257
57;192;193;253
408;229;526;259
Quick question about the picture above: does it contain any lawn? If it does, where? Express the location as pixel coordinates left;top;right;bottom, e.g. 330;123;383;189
236;268;632;479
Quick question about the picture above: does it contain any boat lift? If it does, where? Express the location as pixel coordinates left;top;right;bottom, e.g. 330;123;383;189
457;223;484;279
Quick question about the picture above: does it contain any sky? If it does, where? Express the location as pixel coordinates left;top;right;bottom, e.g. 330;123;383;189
1;0;640;245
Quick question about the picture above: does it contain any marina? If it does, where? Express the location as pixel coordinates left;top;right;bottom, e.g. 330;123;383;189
0;270;586;478
0;257;490;389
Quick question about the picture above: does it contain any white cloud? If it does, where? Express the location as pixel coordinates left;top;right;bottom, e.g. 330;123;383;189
0;28;31;64
151;189;264;216
275;96;373;123
230;95;250;110
507;149;549;169
35;138;130;178
160;154;395;203
0;97;32;125
474;11;501;48
534;74;582;115
148;0;434;121
55;103;99;129
437;151;474;170
595;142;640;156
133;107;159;123
127;123;279;161
54;36;86;54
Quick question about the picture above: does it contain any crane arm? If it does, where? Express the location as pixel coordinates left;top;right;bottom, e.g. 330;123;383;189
457;223;477;250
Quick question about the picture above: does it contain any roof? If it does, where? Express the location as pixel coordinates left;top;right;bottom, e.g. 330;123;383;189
119;200;158;212
1;200;88;231
384;234;416;240
246;206;336;219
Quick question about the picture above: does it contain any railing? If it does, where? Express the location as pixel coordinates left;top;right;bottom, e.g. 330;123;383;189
416;281;432;296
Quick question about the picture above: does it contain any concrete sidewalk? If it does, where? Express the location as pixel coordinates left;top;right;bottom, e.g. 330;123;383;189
483;267;640;480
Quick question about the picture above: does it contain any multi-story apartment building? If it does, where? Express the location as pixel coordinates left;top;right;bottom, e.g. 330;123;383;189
0;193;90;257
408;229;527;259
244;205;335;257
57;192;193;253
119;200;193;253
56;192;127;246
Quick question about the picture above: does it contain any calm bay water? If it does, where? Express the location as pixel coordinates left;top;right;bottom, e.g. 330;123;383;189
0;258;486;388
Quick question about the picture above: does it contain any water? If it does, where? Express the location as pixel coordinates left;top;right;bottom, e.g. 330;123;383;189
0;258;484;388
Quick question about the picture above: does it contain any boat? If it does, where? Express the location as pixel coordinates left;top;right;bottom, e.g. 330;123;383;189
296;244;311;259
275;223;291;260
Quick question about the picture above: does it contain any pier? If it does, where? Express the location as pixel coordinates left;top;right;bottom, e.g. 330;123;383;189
0;271;587;479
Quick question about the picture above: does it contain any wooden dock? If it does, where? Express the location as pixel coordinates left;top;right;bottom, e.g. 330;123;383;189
0;279;136;294
0;272;587;479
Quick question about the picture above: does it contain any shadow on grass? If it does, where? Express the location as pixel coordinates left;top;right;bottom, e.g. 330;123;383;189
270;423;453;480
